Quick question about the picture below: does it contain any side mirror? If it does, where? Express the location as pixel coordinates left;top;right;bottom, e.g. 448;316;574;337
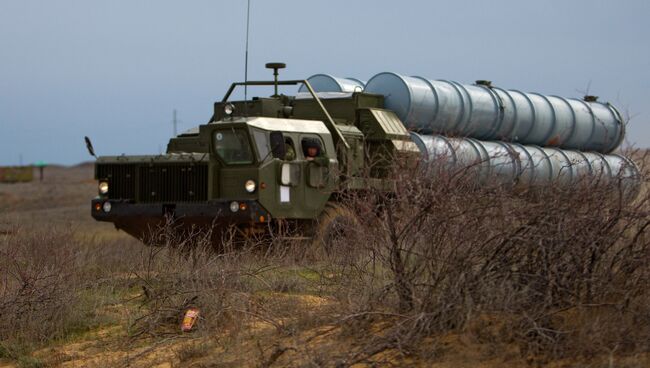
84;136;97;158
270;131;286;160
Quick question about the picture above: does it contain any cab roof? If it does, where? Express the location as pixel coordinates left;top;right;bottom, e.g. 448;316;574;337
177;117;332;138
225;117;331;135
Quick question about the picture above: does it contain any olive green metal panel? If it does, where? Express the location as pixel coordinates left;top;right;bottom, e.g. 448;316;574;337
257;159;333;220
358;108;411;141
293;98;355;123
212;98;285;122
218;167;258;200
337;125;364;179
96;153;209;164
292;92;383;124
308;164;327;188
391;139;420;154
167;135;208;153
371;109;410;138
256;159;279;217
208;161;218;199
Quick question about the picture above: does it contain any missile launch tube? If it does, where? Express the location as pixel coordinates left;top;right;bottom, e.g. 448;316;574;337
365;73;625;153
410;133;640;201
298;74;365;93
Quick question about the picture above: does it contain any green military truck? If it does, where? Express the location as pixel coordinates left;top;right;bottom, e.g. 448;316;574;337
90;63;419;244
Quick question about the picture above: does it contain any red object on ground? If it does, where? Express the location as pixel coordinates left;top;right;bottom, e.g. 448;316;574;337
181;307;200;332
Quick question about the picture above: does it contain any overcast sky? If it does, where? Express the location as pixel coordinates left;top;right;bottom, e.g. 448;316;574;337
1;0;648;165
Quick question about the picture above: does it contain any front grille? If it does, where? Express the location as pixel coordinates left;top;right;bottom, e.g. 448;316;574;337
96;163;208;203
97;164;136;200
139;164;208;203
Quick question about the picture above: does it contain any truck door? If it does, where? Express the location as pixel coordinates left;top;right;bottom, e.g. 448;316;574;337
300;135;331;213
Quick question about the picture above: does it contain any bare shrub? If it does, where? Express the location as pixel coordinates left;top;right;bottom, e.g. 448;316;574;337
173;340;214;363
124;220;346;366
0;227;81;345
128;221;304;340
0;219;145;362
327;155;650;362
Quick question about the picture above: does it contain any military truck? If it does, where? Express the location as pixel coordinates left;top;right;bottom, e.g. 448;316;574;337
90;63;419;244
90;63;640;245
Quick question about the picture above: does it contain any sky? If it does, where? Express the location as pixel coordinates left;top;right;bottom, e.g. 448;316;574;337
1;0;649;166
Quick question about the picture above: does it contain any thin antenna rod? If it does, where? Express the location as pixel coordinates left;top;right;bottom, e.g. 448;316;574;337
244;0;251;103
172;109;177;136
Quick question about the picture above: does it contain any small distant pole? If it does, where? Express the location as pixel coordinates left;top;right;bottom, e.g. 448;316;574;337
173;109;178;136
35;161;47;182
19;154;23;166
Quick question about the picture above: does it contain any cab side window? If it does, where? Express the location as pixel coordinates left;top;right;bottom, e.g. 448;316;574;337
301;137;324;161
284;138;296;161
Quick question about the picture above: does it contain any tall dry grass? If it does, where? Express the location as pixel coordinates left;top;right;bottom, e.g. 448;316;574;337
323;153;650;363
0;154;648;366
0;226;141;362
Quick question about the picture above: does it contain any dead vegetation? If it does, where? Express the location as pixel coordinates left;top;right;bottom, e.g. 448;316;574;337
0;157;649;367
325;151;650;364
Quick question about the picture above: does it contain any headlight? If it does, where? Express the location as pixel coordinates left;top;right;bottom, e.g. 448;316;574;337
229;201;239;213
102;201;112;213
98;181;109;194
224;103;235;116
245;179;256;193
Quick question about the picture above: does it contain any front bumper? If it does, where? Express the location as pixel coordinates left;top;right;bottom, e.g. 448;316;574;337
91;199;269;225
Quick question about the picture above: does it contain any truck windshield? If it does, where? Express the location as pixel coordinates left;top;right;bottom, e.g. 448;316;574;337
214;129;254;165
251;129;271;161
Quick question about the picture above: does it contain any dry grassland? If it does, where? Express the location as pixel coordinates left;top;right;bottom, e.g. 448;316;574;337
0;155;649;368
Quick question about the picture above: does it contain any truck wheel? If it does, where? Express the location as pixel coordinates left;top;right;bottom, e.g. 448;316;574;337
311;203;358;256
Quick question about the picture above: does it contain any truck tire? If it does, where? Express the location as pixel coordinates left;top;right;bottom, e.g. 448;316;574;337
311;203;359;255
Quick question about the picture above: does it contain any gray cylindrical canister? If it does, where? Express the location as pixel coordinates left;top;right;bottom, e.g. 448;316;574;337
298;74;365;93
410;133;640;201
365;73;625;153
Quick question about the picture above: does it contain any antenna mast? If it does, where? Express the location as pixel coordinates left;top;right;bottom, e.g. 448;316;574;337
244;0;251;102
172;109;177;136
